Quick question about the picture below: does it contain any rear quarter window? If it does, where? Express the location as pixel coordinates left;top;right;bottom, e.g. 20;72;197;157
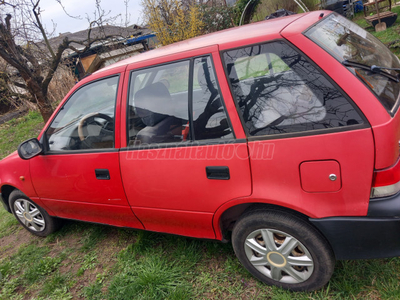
223;41;366;137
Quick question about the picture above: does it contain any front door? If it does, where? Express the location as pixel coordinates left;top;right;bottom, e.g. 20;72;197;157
120;53;252;239
31;72;143;229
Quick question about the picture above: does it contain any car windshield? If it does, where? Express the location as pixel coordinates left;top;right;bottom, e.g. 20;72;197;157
305;13;400;113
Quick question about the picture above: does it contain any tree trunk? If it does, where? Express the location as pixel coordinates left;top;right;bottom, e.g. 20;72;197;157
25;77;53;122
35;94;54;123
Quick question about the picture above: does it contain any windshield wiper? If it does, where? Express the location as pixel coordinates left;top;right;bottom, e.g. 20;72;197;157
342;60;400;83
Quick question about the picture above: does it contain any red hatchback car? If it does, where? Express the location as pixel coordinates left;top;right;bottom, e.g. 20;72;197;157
2;10;400;291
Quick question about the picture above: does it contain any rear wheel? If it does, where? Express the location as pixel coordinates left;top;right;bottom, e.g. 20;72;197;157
9;190;62;237
232;209;335;291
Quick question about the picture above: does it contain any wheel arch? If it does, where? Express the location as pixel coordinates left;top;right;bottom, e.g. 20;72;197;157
214;200;319;242
0;184;50;216
0;184;17;213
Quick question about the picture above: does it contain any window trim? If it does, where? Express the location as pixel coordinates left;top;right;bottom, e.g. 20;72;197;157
188;57;195;140
120;138;247;152
220;38;370;140
44;148;120;156
125;54;235;148
43;74;120;155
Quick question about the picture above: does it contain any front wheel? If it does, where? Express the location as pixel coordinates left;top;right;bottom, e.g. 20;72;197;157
9;190;62;237
232;209;335;291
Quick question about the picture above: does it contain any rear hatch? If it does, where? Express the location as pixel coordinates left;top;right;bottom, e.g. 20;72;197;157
302;12;400;197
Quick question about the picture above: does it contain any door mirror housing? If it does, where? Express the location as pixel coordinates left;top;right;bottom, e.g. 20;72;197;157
18;138;43;160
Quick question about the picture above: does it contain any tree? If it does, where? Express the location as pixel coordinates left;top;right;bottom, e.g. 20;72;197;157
199;2;235;34
141;0;204;46
233;0;261;25
0;58;28;111
0;0;124;122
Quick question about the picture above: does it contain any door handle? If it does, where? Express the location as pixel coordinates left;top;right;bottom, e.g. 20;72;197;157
206;166;230;180
95;169;110;180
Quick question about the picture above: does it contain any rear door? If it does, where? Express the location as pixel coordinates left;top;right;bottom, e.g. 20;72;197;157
119;48;252;239
222;40;375;218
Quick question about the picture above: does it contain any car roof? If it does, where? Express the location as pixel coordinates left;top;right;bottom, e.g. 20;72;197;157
97;11;316;74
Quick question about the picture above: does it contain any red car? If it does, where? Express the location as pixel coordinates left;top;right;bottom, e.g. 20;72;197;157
2;11;400;291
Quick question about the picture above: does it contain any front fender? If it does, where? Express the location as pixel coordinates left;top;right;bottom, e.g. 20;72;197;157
0;151;38;201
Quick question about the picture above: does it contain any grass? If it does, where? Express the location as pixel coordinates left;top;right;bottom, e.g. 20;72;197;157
0;110;44;159
4;219;400;299
353;6;400;57
0;208;19;239
3;15;400;299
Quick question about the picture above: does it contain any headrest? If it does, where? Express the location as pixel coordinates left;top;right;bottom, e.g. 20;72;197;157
134;82;172;126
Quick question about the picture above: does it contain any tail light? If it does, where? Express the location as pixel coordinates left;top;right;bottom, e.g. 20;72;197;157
371;158;400;198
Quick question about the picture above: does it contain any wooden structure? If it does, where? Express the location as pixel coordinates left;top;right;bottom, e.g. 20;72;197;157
364;0;398;28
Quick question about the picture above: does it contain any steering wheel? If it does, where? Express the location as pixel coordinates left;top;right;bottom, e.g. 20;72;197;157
78;112;113;141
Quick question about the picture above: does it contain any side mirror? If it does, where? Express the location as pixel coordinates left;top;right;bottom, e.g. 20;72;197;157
18;138;43;160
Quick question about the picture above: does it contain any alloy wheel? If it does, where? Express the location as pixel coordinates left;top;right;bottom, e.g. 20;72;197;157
13;199;45;232
244;228;314;284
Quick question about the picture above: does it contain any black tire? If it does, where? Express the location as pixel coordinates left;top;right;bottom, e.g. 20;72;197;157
232;209;335;291
9;190;62;237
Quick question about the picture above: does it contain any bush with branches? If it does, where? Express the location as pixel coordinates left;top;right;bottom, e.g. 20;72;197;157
199;2;235;34
142;0;204;46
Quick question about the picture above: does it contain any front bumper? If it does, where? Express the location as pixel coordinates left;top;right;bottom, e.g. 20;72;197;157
310;192;400;260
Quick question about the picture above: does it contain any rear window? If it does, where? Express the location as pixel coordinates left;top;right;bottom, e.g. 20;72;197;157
305;13;400;113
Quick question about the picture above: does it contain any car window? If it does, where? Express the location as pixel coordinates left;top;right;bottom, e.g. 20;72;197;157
223;41;364;137
128;56;233;146
46;76;118;151
234;53;269;80
305;13;400;112
128;61;190;145
193;56;233;140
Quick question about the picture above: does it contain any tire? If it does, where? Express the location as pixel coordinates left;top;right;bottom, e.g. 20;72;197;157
9;190;62;237
232;209;335;291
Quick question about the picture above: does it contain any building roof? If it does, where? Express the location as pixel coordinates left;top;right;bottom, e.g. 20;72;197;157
97;12;310;74
46;25;151;56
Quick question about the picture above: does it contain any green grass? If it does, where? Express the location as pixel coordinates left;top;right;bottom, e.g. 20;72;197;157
4;14;400;299
3;216;400;299
39;272;73;298
0;110;44;159
108;254;192;299
0;208;19;238
79;224;111;252
353;6;400;57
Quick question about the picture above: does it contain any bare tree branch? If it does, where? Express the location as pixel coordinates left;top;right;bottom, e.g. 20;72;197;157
42;37;69;92
0;0;129;121
10;81;28;90
31;0;56;59
55;0;82;20
0;1;16;8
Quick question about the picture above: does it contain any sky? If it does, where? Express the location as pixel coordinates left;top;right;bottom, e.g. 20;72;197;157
38;0;143;35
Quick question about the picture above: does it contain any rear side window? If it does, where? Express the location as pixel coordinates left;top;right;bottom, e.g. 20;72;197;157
223;41;365;137
127;56;232;146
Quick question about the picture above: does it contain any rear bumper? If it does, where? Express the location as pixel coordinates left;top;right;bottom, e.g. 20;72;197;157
310;192;400;260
